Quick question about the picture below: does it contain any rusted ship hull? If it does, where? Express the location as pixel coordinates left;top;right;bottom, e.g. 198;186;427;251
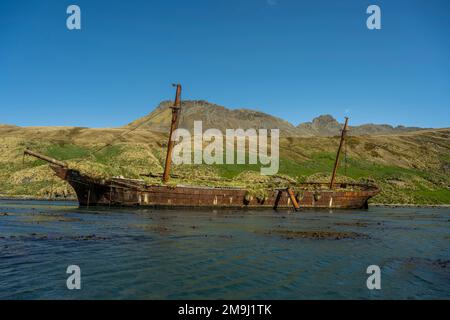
51;166;379;209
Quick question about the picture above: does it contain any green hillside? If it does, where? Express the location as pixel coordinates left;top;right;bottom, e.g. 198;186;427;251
0;125;449;205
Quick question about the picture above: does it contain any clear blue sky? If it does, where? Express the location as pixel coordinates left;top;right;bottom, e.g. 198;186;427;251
1;0;449;128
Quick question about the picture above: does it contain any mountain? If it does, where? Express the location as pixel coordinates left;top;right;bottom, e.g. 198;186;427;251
298;114;424;137
297;115;342;136
126;100;425;137
1;100;448;205
126;100;303;136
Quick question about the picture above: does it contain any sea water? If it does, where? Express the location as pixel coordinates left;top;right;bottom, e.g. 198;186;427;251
0;200;448;299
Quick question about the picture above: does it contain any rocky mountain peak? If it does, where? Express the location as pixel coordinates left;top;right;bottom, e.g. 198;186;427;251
312;114;337;124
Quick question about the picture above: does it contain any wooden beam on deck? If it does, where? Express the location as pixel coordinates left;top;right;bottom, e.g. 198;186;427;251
286;188;300;211
273;190;283;210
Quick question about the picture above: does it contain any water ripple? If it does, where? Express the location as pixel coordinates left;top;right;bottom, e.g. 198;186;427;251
0;201;449;299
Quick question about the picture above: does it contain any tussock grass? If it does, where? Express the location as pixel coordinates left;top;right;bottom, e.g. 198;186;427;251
0;126;448;204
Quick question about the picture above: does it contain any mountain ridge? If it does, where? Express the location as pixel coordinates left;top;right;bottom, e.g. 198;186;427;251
126;100;428;137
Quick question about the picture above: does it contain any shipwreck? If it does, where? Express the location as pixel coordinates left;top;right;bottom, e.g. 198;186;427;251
24;84;380;210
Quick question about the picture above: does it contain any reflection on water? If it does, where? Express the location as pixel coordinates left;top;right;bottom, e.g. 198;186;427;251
0;200;448;299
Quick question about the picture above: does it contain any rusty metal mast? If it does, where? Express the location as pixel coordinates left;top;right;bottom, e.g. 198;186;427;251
162;84;182;183
329;117;349;189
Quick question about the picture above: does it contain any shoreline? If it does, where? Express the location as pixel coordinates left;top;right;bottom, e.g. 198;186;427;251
370;203;450;208
0;195;77;202
1;195;449;208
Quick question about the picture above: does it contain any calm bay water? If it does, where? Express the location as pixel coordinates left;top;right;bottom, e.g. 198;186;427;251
0;199;448;299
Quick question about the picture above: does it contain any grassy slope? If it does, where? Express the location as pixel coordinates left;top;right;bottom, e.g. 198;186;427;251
0;125;449;204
